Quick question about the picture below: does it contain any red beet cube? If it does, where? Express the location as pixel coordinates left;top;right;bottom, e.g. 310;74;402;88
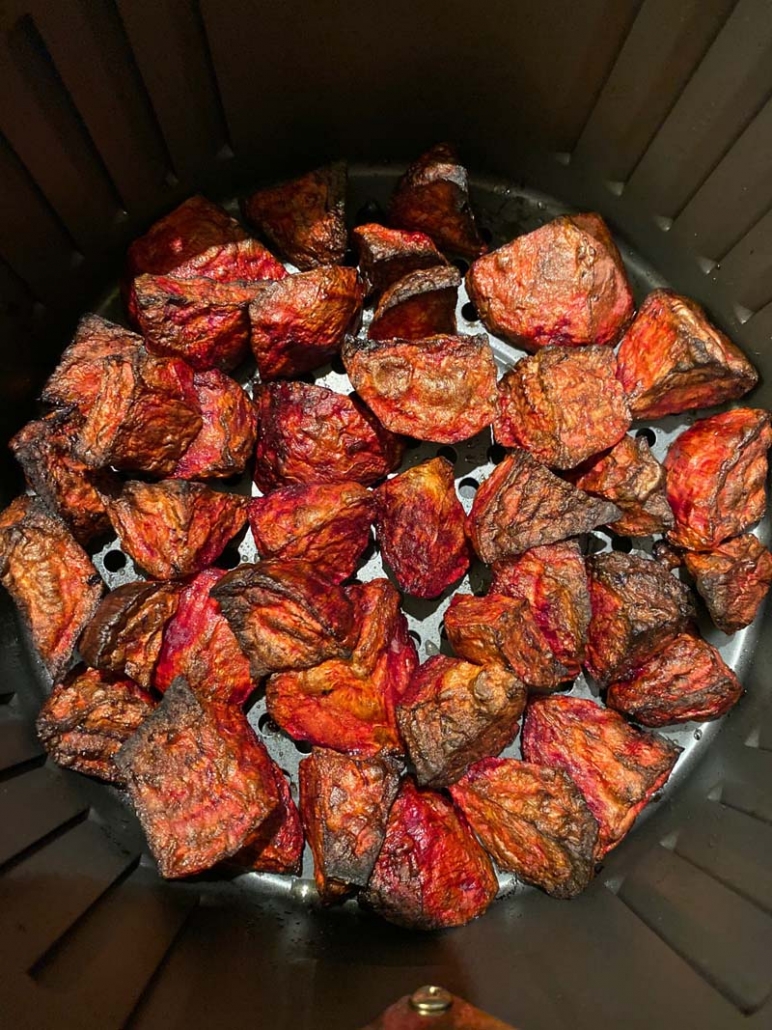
352;222;446;297
684;534;772;634
171;370;257;481
368;266;460;340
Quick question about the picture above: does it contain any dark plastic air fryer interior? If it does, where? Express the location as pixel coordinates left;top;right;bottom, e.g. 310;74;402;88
1;3;772;1029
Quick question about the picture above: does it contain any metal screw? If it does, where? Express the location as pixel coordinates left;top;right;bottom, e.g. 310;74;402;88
409;985;453;1015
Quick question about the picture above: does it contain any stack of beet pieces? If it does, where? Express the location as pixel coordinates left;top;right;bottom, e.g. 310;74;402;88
2;143;770;932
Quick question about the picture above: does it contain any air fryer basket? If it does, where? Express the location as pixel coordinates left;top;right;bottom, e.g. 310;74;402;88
1;2;772;1028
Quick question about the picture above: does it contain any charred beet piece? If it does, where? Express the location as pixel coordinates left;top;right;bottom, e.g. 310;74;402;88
79;581;181;688
467;213;633;351
521;695;681;857
299;748;400;900
154;568;255;705
266;578;418;756
0;497;103;681
242;163;347;269
449;758;599;898
684;535;772;634
248;481;374;584
585;552;695;685
374;457;470;599
234;762;304;875
495;346;631;469
606;631;743;726
253;381;404;491
342;333;497;444
211;559;357;679
490;540;591;680
468;449;621;562
106;480;247;580
368;266;460;340
571;434;674;537
172;370;257;481
115;679;279;879
397;656;527;787
249;266;364;380
36;666;156;785
616;290;758;419
166;236;286;285
360;778;498;930
388;143;487;259
664;409;772;551
352;223;446;296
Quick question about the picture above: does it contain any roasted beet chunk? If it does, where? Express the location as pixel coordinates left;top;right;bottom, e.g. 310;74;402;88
495;346;631;469
164;237;287;285
571;434;674;537
684;535;772;634
154;568;255;705
397;656;527;787
106;480;247;580
171;370;257;481
360;778;498;930
521;695;681;857
249;267;364;380
266;579;418;756
607;631;743;726
450;758;599;898
374;457;470;598
253;381;404;491
242;162;347;269
585;552;695;685
388;143;486;259
342;333;497;444
0;497;103;680
352;223;446;296
115;680;279;879
234;762;304;875
79;581;181;688
248;481;374;584
468;449;621;562
368;266;460;340
490;541;591;680
211;559;357;678
299;748;400;899
664;409;772;551
36;666;156;785
616;290;758;419
467;213;633;351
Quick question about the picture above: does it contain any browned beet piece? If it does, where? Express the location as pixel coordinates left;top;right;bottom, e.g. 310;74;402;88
352;223;446;296
154;568;254;705
468;449;622;563
266;579;418;756
106;480;247;580
489;540;591;680
449;758;599;898
171;370;257;481
521;695;681;857
606;631;743;726
233;762;304;875
374;457;470;599
248;481;374;584
360;778;498;930
211;559;357;679
167;237;286;285
36;666;156;785
0;496;103;681
495;346;631;469
253;381;404;491
368;266;460;340
664;409;772;551
115;679;279;879
397;656;527;787
571;434;674;537
684;534;772;634
466;213;633;350
388;143;487;259
616;290;758;419
585;552;696;685
299;748;400;900
79;581;182;688
249;266;364;380
242;163;347;269
342;333;497;444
